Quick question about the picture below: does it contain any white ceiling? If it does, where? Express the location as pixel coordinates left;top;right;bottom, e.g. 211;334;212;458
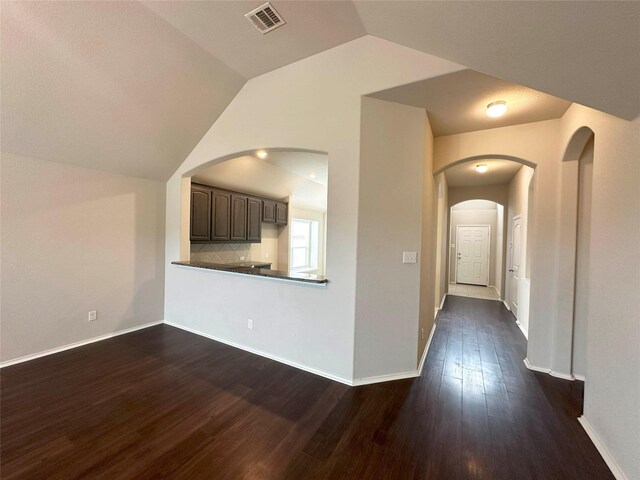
142;1;366;79
2;1;638;180
370;70;571;137
192;152;328;211
445;160;522;187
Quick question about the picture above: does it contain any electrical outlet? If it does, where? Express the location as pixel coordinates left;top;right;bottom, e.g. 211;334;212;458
247;319;254;330
402;252;417;264
265;252;269;259
88;310;97;322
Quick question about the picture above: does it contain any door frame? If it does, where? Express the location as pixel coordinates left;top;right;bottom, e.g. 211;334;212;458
508;214;523;317
455;224;491;286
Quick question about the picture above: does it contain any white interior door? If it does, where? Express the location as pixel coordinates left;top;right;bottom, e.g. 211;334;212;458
509;215;522;317
456;225;490;286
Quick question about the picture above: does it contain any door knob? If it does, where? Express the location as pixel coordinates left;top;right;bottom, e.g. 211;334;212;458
509;269;514;272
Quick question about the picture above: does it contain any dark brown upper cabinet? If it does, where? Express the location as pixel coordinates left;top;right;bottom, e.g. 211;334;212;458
190;185;211;241
247;197;262;242
190;182;287;243
262;200;276;224
276;202;288;225
230;194;248;241
211;190;231;241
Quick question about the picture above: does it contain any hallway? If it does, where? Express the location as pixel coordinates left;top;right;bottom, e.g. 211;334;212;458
0;297;613;479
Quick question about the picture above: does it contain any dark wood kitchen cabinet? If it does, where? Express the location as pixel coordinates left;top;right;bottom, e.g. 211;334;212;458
262;200;276;223
275;202;288;225
190;185;211;241
211;189;231;241
247;197;262;242
230;194;248;241
191;182;287;243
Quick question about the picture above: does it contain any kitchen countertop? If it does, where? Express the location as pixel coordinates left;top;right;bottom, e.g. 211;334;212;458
171;260;328;285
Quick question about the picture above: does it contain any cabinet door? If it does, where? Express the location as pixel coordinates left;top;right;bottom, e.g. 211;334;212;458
190;186;211;241
230;194;248;241
211;190;231;241
247;197;262;242
262;200;276;223
275;202;288;225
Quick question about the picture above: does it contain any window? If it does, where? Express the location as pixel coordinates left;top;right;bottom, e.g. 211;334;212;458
290;218;319;271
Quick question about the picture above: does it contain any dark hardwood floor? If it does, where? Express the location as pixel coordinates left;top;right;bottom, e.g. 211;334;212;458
1;296;613;479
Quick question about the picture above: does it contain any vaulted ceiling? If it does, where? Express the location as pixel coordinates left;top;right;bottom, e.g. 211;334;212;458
2;1;638;180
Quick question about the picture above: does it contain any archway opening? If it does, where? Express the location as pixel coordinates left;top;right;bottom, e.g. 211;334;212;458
434;156;537;339
180;149;329;277
558;127;595;381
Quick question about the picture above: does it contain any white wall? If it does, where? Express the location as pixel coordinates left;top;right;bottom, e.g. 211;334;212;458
1;153;166;362
164;36;463;383
355;97;426;378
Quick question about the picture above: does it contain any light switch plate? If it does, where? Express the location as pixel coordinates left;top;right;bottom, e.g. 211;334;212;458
402;252;417;264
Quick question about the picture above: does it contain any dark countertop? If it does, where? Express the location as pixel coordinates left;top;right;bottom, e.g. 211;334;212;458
171;260;328;285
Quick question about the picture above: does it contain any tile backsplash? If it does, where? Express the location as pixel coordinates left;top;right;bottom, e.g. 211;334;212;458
190;224;279;266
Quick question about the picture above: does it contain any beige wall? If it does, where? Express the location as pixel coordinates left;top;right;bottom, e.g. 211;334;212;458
560;104;640;480
434;173;448;309
419;112;438;362
164;36;463;383
355;97;426;378
572;137;593;379
1;153;166;362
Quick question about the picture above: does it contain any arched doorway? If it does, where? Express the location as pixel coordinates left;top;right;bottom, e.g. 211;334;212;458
557;127;595;380
434;156;537;338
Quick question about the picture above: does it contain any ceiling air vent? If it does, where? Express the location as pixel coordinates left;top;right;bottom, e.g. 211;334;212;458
245;2;285;34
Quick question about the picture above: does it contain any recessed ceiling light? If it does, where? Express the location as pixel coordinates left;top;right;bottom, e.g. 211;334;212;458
256;150;268;159
476;164;488;173
486;100;507;118
309;173;317;179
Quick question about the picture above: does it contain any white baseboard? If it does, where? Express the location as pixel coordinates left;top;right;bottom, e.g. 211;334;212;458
351;370;421;386
515;320;528;339
0;321;164;368
491;285;500;298
439;294;447;310
353;323;437;387
502;300;511;311
578;416;627;480
164;320;353;386
523;358;574;381
573;373;586;382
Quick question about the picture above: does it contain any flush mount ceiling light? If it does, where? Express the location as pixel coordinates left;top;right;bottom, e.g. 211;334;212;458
256;150;268;159
309;173;317;179
476;164;488;173
486;100;507;118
